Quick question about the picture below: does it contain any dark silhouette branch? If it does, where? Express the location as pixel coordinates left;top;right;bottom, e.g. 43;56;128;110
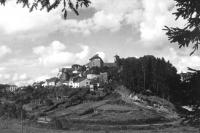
0;0;91;19
164;0;200;55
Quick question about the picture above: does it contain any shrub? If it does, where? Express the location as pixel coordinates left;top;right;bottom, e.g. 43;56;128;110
45;99;54;106
52;118;63;129
0;103;27;119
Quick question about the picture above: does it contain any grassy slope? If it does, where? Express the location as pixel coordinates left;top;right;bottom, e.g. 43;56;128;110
39;87;179;130
18;86;180;131
0;119;199;133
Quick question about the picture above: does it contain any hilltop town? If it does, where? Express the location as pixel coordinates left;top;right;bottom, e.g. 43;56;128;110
5;54;117;92
5;54;194;94
40;54;117;90
1;0;200;132
0;54;199;132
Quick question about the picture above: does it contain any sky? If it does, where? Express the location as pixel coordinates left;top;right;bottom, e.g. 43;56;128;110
0;0;200;86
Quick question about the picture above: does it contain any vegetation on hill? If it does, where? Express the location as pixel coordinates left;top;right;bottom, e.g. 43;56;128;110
114;55;180;103
0;0;91;20
164;0;200;55
114;55;200;126
0;54;200;128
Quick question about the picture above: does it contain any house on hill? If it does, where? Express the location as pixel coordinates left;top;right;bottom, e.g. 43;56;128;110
6;85;18;92
99;72;108;84
86;54;117;69
51;54;116;88
46;77;59;86
104;62;117;68
58;68;72;82
69;77;90;88
33;81;45;88
86;54;104;68
87;73;99;80
72;64;82;71
180;72;193;82
90;78;100;91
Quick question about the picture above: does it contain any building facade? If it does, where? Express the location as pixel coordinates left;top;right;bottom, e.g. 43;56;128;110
6;85;18;92
86;54;104;68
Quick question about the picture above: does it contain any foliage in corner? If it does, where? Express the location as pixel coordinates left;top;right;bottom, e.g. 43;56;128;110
0;0;91;19
164;0;200;55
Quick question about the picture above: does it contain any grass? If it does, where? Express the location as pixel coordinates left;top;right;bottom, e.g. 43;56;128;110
0;119;200;133
0;117;199;133
1;86;183;132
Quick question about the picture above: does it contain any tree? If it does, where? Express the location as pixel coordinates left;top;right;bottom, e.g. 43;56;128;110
116;55;180;100
45;99;54;106
164;0;200;55
164;0;200;107
0;0;91;19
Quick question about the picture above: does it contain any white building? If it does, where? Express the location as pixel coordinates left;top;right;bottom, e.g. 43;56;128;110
6;85;18;92
87;74;99;80
68;77;91;88
45;77;59;86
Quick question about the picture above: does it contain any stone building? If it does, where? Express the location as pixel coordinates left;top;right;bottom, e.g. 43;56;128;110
86;54;104;68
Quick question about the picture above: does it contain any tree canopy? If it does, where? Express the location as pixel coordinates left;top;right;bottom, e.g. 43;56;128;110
164;0;200;55
0;0;91;19
164;0;200;107
115;55;180;102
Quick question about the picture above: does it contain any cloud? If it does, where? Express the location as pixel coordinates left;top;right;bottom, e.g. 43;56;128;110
0;0;185;39
96;51;106;60
0;42;90;86
76;45;90;59
54;0;142;35
139;0;186;42
57;0;181;40
34;75;51;82
12;73;28;81
2;74;11;80
0;45;12;58
0;0;198;86
33;40;89;67
60;0;186;45
139;0;173;41
92;0;143;26
164;48;200;73
0;72;31;86
0;67;6;72
90;0;185;42
0;57;40;85
0;0;59;34
0;0;182;38
92;11;122;32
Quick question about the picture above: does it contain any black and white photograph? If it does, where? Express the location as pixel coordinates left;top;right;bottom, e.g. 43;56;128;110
0;0;200;132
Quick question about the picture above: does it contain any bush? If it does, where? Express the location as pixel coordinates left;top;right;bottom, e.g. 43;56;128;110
0;103;27;119
52;118;63;129
45;99;54;106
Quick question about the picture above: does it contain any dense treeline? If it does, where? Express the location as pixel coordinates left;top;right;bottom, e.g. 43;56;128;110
0;55;199;110
179;71;200;106
177;71;200;125
114;55;200;108
115;55;181;103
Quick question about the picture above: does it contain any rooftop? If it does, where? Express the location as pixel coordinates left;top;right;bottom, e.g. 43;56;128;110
89;54;103;61
74;77;87;83
104;63;117;68
46;77;59;82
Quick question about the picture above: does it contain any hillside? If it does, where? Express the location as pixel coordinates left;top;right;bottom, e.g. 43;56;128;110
23;85;179;130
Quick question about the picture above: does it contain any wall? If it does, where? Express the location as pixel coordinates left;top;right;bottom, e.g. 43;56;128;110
87;74;99;80
88;59;102;68
79;79;90;88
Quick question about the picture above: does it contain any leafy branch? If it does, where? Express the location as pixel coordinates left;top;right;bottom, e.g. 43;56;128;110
164;0;200;55
0;0;91;19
